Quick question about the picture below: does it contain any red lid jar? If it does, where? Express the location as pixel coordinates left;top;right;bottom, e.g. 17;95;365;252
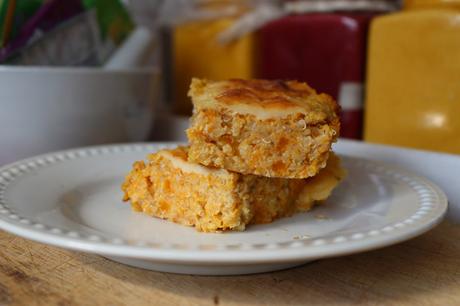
256;0;397;139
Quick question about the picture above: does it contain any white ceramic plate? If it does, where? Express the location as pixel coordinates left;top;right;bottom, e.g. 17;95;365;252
0;143;448;275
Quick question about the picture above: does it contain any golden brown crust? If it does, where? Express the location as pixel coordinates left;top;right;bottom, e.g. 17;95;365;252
188;78;340;123
187;78;340;178
216;79;313;107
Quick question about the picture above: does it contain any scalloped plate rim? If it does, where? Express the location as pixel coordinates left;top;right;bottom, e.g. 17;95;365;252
0;142;449;265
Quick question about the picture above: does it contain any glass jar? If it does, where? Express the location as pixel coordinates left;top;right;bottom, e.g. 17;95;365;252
364;0;460;153
256;0;396;139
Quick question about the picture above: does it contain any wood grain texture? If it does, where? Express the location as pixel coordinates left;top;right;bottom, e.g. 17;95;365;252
0;221;459;306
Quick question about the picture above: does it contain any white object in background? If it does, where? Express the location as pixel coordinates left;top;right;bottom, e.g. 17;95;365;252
338;82;363;111
0;66;160;166
105;27;156;70
285;0;397;14
0;143;447;275
122;0;164;30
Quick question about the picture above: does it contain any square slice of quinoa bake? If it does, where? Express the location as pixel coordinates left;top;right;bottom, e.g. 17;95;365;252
122;146;345;232
186;78;340;179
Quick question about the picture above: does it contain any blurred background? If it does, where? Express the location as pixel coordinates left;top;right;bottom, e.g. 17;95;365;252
1;0;459;165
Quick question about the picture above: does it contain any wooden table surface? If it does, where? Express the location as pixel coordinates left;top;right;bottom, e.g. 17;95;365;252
0;221;459;306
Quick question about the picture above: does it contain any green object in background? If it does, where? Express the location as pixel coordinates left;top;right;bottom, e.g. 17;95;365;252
0;1;8;45
0;0;16;47
0;1;7;46
0;0;134;65
83;0;134;46
8;0;43;43
0;0;43;47
1;0;133;49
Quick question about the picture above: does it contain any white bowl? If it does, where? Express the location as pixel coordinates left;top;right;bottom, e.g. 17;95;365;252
0;66;160;165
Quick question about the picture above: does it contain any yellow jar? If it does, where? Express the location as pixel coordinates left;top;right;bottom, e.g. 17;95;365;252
172;2;255;115
364;1;460;154
404;0;460;9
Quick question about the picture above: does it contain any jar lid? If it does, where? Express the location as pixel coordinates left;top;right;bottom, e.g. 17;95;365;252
404;0;460;9
285;0;399;14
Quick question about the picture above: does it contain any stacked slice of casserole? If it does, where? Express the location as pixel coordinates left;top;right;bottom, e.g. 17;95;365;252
122;78;346;232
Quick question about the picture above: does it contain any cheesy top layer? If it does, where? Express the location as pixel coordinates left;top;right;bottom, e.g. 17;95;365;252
188;78;339;122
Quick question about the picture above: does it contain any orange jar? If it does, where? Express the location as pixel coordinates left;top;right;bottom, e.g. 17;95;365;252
171;1;255;115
